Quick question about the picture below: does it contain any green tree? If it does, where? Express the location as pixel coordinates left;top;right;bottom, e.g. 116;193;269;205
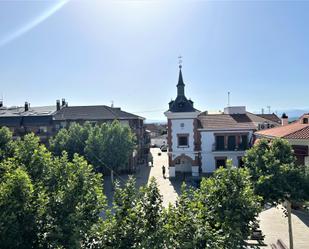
50;121;136;176
164;184;220;249
85;124;108;172
101;121;135;176
15;133;52;183
243;138;309;249
136;177;164;249
98;177;140;249
197;162;261;248
50;122;91;160
0;133;106;249
93;177;164;249
49;128;70;156
0;126;16;161
43;153;106;248
0;167;39;249
85;121;135;179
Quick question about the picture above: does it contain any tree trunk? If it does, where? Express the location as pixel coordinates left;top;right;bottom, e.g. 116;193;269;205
287;200;294;249
111;170;114;184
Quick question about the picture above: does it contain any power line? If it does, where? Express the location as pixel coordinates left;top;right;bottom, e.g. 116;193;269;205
132;108;166;114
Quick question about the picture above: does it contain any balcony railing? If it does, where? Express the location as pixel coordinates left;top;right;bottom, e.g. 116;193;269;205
212;144;248;152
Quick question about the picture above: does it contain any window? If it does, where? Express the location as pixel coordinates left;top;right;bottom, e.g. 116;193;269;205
227;136;236;150
238;157;244;168
178;135;189;147
38;126;47;134
216;136;225;151
216;158;226;169
239;135;248;150
180;123;184;128
303;118;308;124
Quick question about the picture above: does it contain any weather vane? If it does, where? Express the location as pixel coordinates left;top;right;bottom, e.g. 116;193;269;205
178;55;182;68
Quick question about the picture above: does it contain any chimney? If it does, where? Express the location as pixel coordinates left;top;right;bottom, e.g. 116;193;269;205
281;113;288;126
62;98;66;106
24;102;29;112
56;100;61;111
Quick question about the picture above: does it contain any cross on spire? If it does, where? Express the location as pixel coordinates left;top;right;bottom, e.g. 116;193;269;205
177;56;185;96
178;55;182;69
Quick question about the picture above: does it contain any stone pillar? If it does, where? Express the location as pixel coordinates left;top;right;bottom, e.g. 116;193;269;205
192;154;200;177
168;154;175;178
191;166;199;177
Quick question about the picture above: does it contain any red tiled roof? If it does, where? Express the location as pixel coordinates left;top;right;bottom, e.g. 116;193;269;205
255;122;309;139
285;126;309;139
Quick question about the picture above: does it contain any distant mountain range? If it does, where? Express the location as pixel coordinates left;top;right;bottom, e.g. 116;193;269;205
145;119;166;124
255;108;309;121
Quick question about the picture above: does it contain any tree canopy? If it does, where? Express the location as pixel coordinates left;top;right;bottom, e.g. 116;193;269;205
243;138;309;249
0;133;106;249
0;128;263;248
50;121;136;174
243;138;309;204
0;126;16;161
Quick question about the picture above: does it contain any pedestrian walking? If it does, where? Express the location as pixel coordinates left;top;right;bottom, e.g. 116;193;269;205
162;165;166;179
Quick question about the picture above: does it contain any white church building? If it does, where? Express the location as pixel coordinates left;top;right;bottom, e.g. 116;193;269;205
164;65;282;177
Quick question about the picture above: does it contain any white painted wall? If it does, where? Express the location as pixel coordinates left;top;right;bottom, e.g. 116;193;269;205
200;130;254;173
200;132;216;173
224;106;246;114
171;119;196;162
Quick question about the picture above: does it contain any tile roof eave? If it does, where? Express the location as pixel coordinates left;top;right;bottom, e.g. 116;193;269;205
198;128;256;132
254;133;278;139
53;116;144;121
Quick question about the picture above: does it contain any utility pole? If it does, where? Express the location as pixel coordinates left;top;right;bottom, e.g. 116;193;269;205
227;91;230;107
287;200;294;249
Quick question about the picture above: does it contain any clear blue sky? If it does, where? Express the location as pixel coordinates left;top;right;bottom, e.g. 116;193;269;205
0;0;308;120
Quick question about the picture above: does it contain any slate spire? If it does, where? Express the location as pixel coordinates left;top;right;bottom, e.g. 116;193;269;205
177;65;185;96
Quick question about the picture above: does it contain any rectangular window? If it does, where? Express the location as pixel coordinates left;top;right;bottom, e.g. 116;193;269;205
239;135;248;150
178;135;189;147
216;158;226;169
227;136;236;150
38;126;47;133
216;136;225;151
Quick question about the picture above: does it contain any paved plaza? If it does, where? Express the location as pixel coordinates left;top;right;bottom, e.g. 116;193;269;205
104;148;182;207
259;206;309;248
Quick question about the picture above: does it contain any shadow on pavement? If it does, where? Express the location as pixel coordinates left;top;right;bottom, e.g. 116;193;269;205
103;163;152;207
168;172;199;196
292;209;309;228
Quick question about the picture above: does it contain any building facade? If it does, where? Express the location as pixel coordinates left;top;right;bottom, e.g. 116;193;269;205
0;99;149;169
165;66;281;177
